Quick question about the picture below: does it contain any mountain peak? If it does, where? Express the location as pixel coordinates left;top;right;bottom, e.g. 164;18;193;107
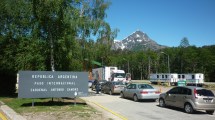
112;30;167;51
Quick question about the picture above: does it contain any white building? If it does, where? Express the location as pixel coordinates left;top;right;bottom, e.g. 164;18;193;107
150;73;204;86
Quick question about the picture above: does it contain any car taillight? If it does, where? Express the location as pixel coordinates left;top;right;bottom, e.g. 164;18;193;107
194;88;198;98
140;91;148;94
155;91;160;94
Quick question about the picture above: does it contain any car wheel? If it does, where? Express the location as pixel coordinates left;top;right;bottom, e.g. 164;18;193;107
120;92;124;98
133;94;139;102
159;98;165;107
109;90;113;95
184;103;194;114
206;110;214;115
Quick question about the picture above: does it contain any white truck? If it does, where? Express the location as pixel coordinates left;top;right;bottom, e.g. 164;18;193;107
92;66;126;82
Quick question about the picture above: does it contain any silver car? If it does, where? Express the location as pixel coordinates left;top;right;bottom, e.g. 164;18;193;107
159;86;215;114
120;83;160;102
101;81;126;95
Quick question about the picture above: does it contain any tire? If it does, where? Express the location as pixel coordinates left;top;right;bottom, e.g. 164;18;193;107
184;103;194;114
206;110;214;115
120;92;124;98
133;94;139;102
159;98;165;107
109;90;113;95
103;89;106;94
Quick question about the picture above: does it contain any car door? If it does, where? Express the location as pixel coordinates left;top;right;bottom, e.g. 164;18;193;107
127;84;137;98
165;87;181;106
104;82;110;93
124;84;135;98
174;87;192;108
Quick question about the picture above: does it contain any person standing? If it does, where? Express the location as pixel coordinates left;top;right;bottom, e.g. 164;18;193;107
94;79;99;94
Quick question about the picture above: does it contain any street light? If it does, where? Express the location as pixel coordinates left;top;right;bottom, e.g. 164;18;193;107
161;52;170;73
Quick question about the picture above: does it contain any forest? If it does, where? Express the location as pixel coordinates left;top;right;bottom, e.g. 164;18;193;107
0;0;215;95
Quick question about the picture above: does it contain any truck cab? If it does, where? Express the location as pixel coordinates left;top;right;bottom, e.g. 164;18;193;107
111;70;126;82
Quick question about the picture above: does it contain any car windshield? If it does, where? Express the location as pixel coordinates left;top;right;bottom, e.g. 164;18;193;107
197;89;215;96
114;73;125;78
138;84;153;89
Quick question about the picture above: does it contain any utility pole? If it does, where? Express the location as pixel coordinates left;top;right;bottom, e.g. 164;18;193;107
148;57;151;79
161;52;170;73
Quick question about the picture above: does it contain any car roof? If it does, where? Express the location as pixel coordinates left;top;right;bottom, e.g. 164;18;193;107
176;86;205;90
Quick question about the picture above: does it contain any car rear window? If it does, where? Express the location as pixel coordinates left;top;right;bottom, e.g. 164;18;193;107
197;89;215;97
138;84;153;89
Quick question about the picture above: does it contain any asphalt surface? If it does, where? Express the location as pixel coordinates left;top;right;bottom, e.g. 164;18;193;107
82;86;215;120
1;85;215;120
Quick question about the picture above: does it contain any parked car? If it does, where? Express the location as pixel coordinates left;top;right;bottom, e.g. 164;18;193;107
91;80;107;91
101;81;126;95
159;86;215;114
120;83;160;102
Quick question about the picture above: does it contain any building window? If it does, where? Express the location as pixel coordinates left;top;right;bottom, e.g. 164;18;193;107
182;75;185;79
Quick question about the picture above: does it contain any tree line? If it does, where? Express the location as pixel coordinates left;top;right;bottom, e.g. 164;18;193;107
0;0;215;95
0;0;116;94
109;44;215;82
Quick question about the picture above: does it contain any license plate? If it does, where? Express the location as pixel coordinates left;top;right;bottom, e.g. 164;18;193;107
204;100;211;103
203;98;213;103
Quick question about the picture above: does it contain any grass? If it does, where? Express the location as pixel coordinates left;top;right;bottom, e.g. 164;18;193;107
0;96;108;120
203;84;215;91
0;96;96;114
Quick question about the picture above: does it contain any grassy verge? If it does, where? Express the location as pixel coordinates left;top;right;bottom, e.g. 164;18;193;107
0;96;99;119
203;84;215;91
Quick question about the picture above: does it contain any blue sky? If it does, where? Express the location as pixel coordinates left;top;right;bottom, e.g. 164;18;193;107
105;0;215;47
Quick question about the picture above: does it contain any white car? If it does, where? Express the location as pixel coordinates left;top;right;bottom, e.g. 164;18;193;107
120;83;160;102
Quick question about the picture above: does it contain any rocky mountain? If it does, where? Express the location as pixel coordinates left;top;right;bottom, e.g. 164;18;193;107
112;30;167;51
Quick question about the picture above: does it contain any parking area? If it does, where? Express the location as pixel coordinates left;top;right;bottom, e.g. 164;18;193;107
84;85;215;120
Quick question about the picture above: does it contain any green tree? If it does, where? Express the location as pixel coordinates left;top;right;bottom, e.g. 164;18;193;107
179;37;190;48
0;0;115;94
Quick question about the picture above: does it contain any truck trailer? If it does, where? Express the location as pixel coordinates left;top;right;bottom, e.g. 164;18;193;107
92;67;126;82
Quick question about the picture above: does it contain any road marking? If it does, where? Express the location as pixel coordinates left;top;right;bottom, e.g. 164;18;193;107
0;112;8;120
91;101;128;120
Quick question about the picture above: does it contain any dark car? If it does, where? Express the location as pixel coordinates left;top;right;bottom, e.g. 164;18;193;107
91;80;107;91
101;81;126;95
159;86;215;114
